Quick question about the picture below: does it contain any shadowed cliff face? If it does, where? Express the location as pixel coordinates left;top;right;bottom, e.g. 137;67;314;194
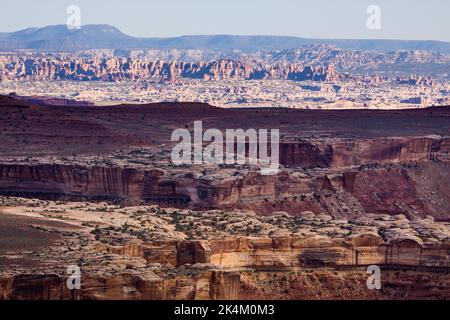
280;137;450;168
0;142;449;220
0;95;450;219
0;271;241;300
0;96;450;300
3;268;449;300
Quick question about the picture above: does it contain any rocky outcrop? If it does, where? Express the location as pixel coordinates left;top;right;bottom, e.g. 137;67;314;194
238;268;450;300
3;266;449;300
0;164;190;204
99;235;450;270
280;136;450;169
0;270;241;300
1;198;449;300
0;56;339;83
0;135;449;218
1;157;450;219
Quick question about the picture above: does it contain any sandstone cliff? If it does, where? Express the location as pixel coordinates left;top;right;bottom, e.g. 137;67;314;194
0;136;449;219
0;199;449;300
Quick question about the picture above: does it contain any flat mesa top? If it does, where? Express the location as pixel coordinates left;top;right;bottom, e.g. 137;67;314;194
0;94;449;157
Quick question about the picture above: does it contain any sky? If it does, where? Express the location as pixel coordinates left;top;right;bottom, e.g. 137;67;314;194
1;0;450;42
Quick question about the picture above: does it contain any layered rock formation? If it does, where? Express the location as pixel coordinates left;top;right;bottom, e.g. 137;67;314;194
280;136;450;168
1;96;449;300
0;270;241;300
0;136;448;219
0;199;449;299
0;56;339;83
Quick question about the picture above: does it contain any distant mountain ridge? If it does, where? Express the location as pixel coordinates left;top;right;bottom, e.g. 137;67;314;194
1;24;450;53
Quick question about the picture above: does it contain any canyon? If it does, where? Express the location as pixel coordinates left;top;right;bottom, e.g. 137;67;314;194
0;154;449;220
0;95;449;299
0;198;449;300
0;94;449;220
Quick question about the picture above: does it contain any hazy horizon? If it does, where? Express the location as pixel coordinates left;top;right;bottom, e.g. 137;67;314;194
4;23;450;44
1;0;449;42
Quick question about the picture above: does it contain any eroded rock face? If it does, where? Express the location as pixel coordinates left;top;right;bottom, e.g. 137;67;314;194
1;271;241;300
1;97;449;300
0;200;449;300
0;155;449;220
0;165;191;204
238;269;450;300
0;57;339;83
99;235;450;270
280;137;450;168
